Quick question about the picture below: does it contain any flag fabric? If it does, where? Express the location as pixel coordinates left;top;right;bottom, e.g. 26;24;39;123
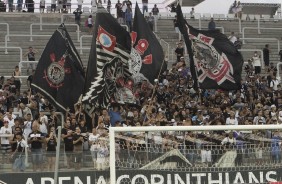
176;4;244;90
31;24;85;112
131;3;166;84
82;8;133;115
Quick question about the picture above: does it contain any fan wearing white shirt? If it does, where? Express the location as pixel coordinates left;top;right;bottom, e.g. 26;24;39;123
0;121;12;163
23;113;33;140
89;128;100;169
225;111;238;125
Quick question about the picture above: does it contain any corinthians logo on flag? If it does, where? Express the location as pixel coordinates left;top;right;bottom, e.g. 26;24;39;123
190;32;235;85
44;53;71;89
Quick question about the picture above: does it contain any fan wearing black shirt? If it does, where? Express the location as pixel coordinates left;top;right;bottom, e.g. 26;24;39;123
61;120;74;169
28;125;45;172
73;127;84;170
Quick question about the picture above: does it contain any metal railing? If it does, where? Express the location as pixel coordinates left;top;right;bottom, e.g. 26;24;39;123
30;23;80;42
0;23;10;41
160;39;170;59
79;35;92;54
4;34;51;54
0;46;22;60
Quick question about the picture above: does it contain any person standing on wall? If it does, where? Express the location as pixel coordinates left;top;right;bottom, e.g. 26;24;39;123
142;0;148;14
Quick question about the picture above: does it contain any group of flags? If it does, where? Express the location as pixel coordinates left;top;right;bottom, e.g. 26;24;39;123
31;4;244;114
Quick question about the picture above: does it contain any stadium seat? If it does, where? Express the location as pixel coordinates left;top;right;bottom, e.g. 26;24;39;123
226;14;235;20
202;13;211;20
219;14;226;20
248;14;255;21
273;15;281;22
213;14;220;20
254;14;261;20
184;13;191;19
241;14;247;20
261;14;271;21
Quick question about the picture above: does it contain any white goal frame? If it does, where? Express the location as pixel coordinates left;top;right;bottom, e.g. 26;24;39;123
109;124;282;183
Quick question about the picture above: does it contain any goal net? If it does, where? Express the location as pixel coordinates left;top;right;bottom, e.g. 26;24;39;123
107;125;282;184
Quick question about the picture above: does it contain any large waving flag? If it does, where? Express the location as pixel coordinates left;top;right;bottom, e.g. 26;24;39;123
31;24;85;112
176;4;243;90
82;8;133;115
131;3;166;84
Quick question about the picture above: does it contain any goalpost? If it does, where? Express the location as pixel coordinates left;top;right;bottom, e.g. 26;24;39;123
109;124;282;184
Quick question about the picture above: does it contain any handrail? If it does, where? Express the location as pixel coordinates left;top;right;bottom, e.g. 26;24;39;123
240;37;280;52
257;18;282;34
238;49;264;69
0;46;22;61
277;62;282;81
196;26;225;34
30;23;80;42
79;35;92;54
121;25;129;32
160;39;170;60
60;14;91;24
0;23;10;41
19;61;39;73
242;27;282;50
4;34;51;54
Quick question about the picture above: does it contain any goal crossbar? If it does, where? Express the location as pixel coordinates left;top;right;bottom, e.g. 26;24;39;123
109;125;282;183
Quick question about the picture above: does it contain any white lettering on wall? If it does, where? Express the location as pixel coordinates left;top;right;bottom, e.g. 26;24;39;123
116;175;129;184
59;177;71;184
225;173;230;184
192;173;206;184
208;173;222;184
41;177;54;184
97;176;107;184
26;178;34;184
266;171;277;182
174;174;185;184
248;172;259;183
151;174;164;184
131;174;149;184
233;172;245;183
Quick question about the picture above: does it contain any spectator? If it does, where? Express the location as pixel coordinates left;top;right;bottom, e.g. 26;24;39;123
46;126;57;171
61;120;74;169
115;0;123;24
146;12;154;31
39;0;45;13
271;131;281;164
125;6;132;32
107;0;111;13
11;133;29;172
251;51;261;74
279;49;282;62
190;7;195;18
236;1;242;19
125;0;131;8
142;0;148;14
28;124;45;172
51;0;56;12
175;42;184;62
73;8;82;27
23;113;33;139
225;111;238;125
263;44;270;72
0;120;12;164
23;47;38;74
208;18;216;30
228;32;237;44
87;15;93;34
151;4;159;16
73;127;84;170
17;0;23;12
89;128;100;169
12;66;21;91
96;140;109;170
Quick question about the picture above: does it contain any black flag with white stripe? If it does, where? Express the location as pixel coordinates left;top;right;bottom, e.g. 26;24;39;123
82;8;133;115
